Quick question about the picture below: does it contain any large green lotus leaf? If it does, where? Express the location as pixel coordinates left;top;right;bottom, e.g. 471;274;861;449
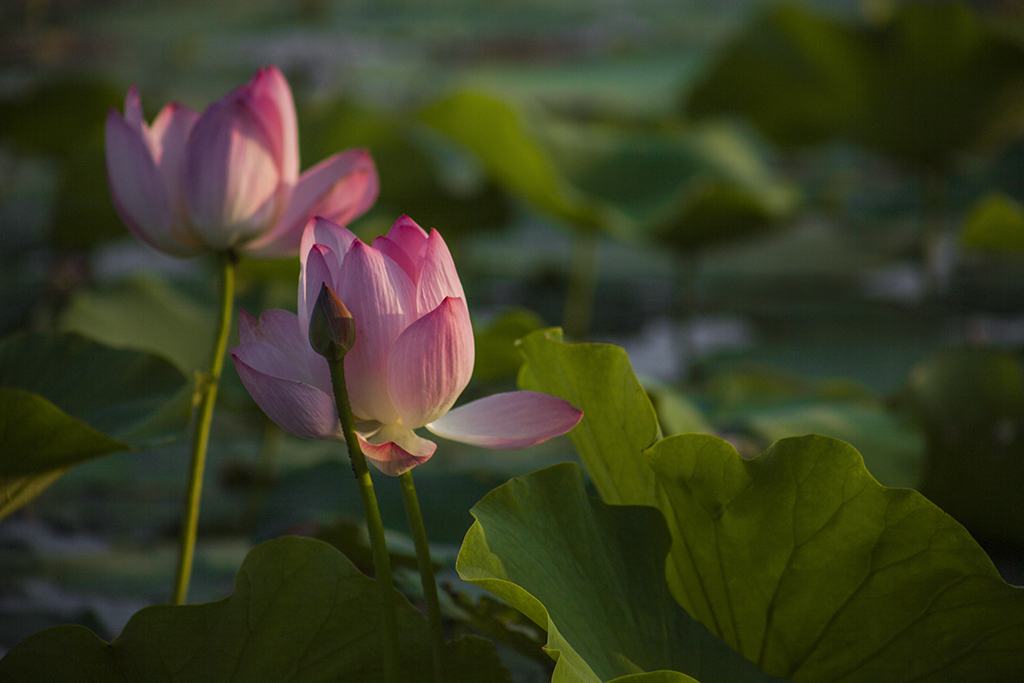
647;433;1024;682
0;536;510;683
517;332;1024;680
418;91;628;235
61;275;217;375
458;462;783;683
961;193;1024;254
0;389;126;478
516;328;661;507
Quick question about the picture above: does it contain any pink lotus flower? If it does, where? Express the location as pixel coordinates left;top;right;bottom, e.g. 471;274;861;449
231;216;583;475
105;66;378;258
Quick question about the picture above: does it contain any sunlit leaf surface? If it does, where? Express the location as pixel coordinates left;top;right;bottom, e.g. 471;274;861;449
514;331;1024;682
458;462;782;683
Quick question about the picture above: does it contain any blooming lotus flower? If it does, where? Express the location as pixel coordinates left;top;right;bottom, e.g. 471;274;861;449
105;66;378;258
231;216;583;475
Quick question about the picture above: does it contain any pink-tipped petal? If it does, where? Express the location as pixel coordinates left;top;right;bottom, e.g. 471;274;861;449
238;309;261;345
232;340;306;384
426;390;583;449
123;86;144;129
147;102;199;213
415;228;465;316
385;215;429;267
248;149;378;259
372;235;417;283
298;243;340;337
106;109;203;257
232;349;341;440
298;217;358;273
238;308;330;393
387;297;474;428
335;240;416;424
183;96;283;248
358;424;436;476
245;66;299;186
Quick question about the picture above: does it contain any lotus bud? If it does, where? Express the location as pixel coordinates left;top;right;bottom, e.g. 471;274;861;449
309;283;355;361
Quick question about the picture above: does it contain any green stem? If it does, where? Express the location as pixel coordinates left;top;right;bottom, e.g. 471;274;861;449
328;359;400;683
399;470;444;683
563;229;599;341
172;250;236;605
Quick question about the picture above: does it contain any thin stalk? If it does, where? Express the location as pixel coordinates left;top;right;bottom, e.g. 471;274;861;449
563;229;599;341
399;470;444;683
172;250;236;605
327;359;400;683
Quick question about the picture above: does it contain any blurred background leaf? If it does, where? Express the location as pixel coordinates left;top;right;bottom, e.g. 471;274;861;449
902;347;1024;545
60;275;217;376
420;90;630;235
685;2;1024;170
0;331;188;519
962;193;1024;254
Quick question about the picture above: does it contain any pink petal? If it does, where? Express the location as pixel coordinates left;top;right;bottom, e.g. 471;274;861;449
147;102;199;217
183;96;283;248
298;217;357;274
358;424;436;476
387;297;474;429
371;235;417;284
247;149;378;258
426;391;583;449
106;108;203;258
244;66;299;187
238;308;330;394
334;240;416;424
385;215;429;268
237;308;262;345
415;228;465;316
123;86;144;129
298;243;341;339
232;348;341;440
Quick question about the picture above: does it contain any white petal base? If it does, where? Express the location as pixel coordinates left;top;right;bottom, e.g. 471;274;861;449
426;391;583;450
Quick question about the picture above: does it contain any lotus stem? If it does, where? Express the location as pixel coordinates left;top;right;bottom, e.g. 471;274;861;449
399;470;444;683
328;357;400;683
172;249;236;605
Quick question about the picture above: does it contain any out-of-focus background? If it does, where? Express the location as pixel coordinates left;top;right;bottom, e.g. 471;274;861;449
2;0;1024;676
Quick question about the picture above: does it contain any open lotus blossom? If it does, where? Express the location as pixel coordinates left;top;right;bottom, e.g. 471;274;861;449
231;216;583;475
105;66;378;259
